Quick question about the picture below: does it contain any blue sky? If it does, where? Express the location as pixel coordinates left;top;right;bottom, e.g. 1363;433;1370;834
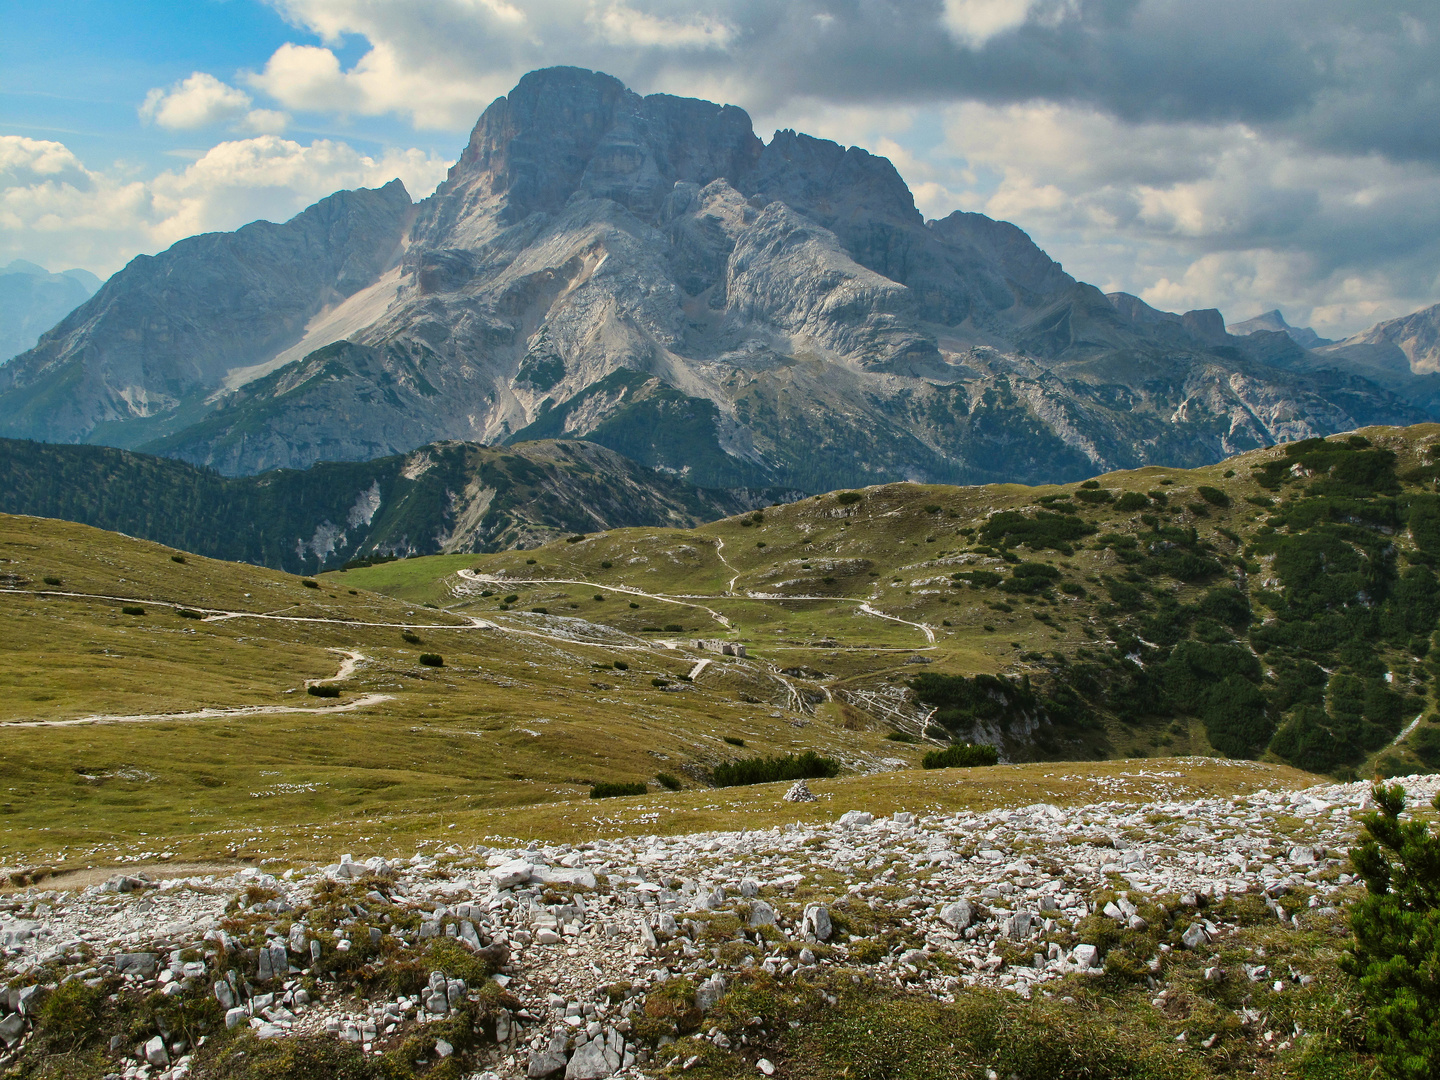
3;1;1438;338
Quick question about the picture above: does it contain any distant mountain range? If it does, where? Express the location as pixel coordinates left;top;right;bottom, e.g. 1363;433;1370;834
0;436;773;573
0;67;1435;491
0;260;101;365
1225;309;1333;350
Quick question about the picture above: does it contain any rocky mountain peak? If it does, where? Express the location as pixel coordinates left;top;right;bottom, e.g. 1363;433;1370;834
436;66;762;232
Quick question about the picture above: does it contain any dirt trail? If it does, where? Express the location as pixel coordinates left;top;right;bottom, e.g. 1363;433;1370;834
714;537;741;594
857;602;935;644
306;648;364;687
456;571;936;648
0;693;396;729
457;569;735;630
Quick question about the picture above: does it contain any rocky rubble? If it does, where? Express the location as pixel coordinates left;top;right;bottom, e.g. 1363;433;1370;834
3;770;1436;1078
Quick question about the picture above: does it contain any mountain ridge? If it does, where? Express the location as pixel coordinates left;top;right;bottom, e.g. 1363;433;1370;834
0;66;1430;489
0;435;778;573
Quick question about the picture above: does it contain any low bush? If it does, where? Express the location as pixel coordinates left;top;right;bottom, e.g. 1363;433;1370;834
921;743;999;769
711;750;840;787
566;534;587;543
176;608;202;619
1197;485;1231;507
1115;491;1149;512
121;605;145;616
307;685;341;698
613;660;629;671
42;575;61;586
1344;783;1440;1079
418;653;444;667
885;730;918;743
301;579;319;588
664;623;684;632
591;781;647;799
170;554;187;564
656;772;682;790
836;491;863;505
401;631;421;644
1411;725;1440;768
652;678;670;687
600;560;613;568
531;607;548;614
722;736;747;747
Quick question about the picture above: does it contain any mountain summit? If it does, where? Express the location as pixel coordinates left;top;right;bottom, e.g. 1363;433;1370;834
0;68;1422;487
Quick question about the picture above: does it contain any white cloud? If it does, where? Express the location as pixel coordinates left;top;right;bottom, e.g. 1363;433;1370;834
141;71;293;135
589;3;734;49
933;101;1440;335
141;72;254;130
0;134;449;277
248;40;507;129
940;0;1039;48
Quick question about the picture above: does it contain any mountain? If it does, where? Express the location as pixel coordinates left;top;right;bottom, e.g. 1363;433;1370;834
0;68;1426;489
1226;308;1332;349
1217;301;1440;416
0;260;101;365
0;436;774;573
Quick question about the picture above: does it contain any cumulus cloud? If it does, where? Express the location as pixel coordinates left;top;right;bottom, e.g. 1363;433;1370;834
0;134;449;276
141;71;291;134
937;101;1440;335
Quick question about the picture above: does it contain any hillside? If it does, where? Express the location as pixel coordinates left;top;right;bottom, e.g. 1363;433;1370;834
0;512;921;869
0;68;1422;488
0;437;774;572
340;423;1440;779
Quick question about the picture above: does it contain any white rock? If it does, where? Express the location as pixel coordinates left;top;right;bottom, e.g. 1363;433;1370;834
938;900;972;931
490;860;535;889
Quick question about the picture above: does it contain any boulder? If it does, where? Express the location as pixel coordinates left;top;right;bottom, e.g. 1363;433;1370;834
748;900;777;927
938;900;972;931
566;1038;613;1079
490;860;535;889
802;903;832;941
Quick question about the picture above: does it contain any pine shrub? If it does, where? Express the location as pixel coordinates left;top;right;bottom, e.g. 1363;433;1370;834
1343;783;1440;1080
921;743;1000;769
711;750;840;788
591;781;647;799
121;605;145;616
656;773;682;791
307;685;341;698
418;653;444;667
301;579;319;588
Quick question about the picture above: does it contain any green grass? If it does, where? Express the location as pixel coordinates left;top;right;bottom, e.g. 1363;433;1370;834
12;423;1440;874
